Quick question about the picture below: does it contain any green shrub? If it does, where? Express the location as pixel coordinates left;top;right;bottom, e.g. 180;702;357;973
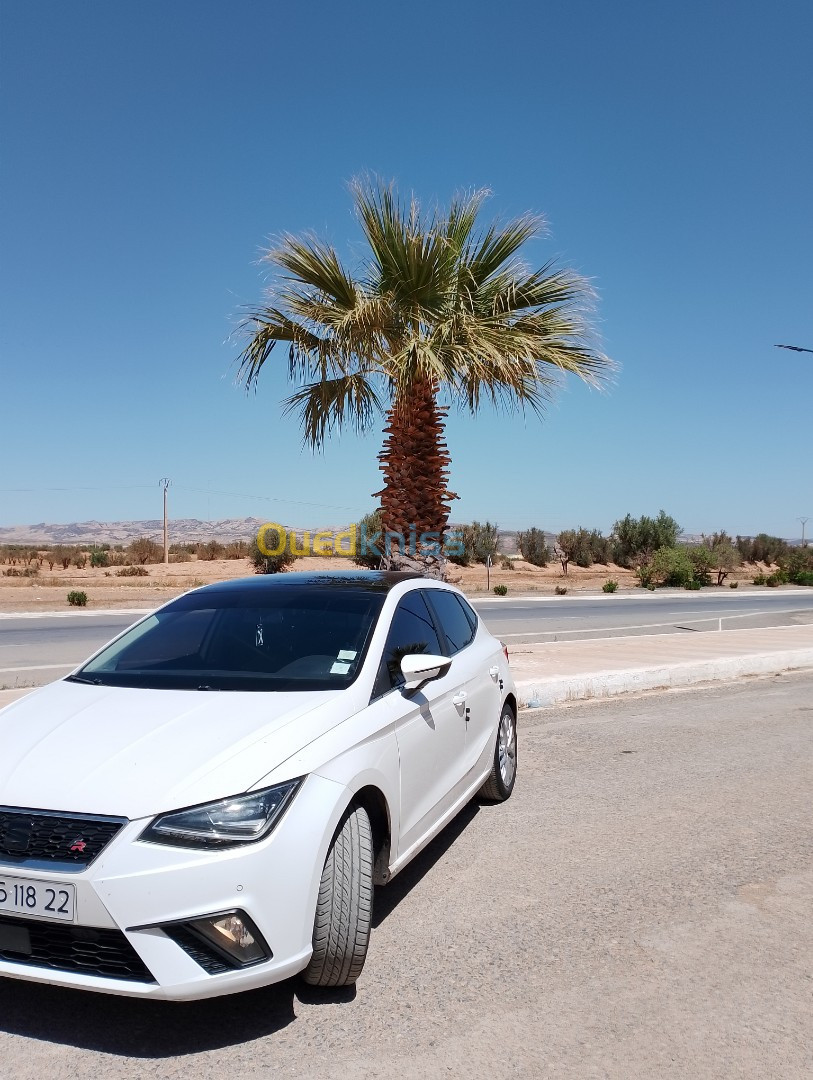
766;575;780;587
729;581;738;588
686;545;714;587
777;547;813;584
448;521;500;566
684;580;702;590
554;585;567;596
499;555;515;570
493;584;508;596
67;591;88;607
117;565;149;577
89;548;109;568
737;533;789;565
516;527;549;567
352;510;384;569
602;579;618;593
200;541;225;560
611;511;681;568
650;546;695;588
753;573;767;585
126;537;162;565
249;534;300;574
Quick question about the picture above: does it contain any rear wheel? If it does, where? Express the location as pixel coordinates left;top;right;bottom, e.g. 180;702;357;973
478;703;517;802
302;804;373;987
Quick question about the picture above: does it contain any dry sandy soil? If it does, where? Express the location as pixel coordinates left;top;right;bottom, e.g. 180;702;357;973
0;554;766;614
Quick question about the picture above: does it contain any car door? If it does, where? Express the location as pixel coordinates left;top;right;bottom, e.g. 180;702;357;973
369;590;468;858
425;589;502;778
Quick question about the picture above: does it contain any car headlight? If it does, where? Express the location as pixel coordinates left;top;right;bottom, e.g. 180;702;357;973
139;780;303;849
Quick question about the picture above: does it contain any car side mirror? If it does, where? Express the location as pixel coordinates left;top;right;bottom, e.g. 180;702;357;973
400;653;452;691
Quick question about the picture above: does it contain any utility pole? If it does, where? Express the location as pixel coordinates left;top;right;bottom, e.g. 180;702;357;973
160;478;171;564
799;517;809;547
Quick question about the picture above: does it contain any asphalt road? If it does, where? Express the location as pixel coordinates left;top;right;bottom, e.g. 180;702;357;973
1;590;813;686
0;671;810;1078
475;588;813;643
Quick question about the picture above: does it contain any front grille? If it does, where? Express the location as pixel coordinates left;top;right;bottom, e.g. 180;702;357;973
0;807;126;868
0;917;156;983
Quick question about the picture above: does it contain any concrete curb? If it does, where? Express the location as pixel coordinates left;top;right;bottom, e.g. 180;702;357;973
514;648;813;708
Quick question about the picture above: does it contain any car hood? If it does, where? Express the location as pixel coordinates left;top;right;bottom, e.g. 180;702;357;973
0;680;350;820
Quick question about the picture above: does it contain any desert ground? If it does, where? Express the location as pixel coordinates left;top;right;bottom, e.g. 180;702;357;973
0;553;767;614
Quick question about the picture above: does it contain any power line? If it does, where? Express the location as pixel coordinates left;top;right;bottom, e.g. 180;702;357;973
174;485;365;514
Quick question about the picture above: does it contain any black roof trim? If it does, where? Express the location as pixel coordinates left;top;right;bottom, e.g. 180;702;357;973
189;570;424;595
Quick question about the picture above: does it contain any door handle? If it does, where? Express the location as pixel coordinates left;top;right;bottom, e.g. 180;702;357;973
452;691;467;706
489;666;500;680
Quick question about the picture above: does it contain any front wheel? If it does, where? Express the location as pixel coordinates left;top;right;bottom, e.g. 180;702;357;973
478;703;517;802
302;804;373;987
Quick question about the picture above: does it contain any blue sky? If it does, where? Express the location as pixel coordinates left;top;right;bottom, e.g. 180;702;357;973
1;0;810;540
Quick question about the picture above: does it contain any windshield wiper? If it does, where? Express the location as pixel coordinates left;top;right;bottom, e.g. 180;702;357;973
66;675;104;686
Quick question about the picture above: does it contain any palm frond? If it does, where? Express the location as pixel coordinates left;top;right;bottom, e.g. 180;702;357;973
282;372;385;448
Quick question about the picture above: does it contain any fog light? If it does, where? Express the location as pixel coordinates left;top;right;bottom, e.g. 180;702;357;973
186;911;269;967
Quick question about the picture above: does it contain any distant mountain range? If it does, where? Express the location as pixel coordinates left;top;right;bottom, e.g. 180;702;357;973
0;517;283;546
0;518;801;549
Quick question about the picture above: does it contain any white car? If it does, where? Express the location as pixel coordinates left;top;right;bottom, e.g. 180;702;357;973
0;571;517;1000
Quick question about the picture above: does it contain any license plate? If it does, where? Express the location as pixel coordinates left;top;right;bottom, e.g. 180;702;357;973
0;875;76;922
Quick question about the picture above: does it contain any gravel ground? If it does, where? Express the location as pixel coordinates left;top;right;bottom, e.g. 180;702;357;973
1;673;811;1079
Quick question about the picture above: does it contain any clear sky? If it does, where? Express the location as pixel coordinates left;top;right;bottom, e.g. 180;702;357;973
1;0;810;540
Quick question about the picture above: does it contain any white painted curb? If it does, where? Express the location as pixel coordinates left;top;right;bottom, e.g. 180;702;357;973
515;648;813;707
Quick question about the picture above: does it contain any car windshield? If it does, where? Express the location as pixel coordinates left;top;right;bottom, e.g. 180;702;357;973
70;584;387;691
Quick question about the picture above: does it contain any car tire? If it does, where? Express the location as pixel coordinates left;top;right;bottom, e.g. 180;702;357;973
302;803;373;987
478;703;517;802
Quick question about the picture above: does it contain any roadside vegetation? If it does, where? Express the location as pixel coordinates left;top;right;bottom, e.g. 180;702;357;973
0;516;810;589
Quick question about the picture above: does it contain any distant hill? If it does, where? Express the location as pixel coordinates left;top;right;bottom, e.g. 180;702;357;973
0;518;802;549
0;517;284;546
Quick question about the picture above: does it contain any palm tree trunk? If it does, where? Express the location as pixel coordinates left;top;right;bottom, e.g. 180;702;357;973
374;378;457;563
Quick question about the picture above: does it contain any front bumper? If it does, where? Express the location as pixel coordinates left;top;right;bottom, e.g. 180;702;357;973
0;773;344;1000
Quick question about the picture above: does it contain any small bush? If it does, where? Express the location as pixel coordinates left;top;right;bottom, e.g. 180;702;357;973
753;573;767;585
249;534;300;574
352;510;384;569
90;549;109;568
792;570;813;586
67;591;88;607
499;556;515;570
765;574;782;587
23;566;39;578
684;580;702;590
493;584;508;596
554;585;568;596
127;537;162;565
117;565;149;577
729;581;738;588
602;579;618;593
447;521;499;567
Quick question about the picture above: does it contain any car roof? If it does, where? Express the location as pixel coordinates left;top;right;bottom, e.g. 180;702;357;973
189;570;425;598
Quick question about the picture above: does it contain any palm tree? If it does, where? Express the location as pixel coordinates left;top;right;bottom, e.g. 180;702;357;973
237;179;613;570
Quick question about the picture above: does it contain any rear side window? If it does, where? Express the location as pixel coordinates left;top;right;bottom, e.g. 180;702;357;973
427;590;476;654
372;591;444;697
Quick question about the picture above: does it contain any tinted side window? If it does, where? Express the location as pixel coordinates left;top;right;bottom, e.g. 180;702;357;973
427;590;476;654
373;592;444;697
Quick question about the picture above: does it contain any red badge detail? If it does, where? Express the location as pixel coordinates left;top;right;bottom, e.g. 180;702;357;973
69;838;87;853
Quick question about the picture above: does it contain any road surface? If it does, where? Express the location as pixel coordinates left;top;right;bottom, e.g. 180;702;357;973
0;671;811;1078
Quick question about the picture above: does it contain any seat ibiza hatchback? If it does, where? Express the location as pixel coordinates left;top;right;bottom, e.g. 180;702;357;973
0;571;517;1000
